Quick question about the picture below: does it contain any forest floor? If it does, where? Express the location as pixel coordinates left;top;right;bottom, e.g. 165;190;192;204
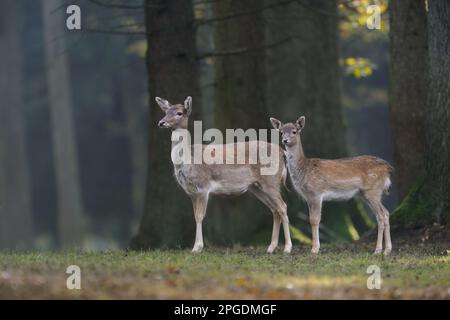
0;227;449;299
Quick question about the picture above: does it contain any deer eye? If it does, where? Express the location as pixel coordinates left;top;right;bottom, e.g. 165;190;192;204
292;131;297;134
176;112;183;116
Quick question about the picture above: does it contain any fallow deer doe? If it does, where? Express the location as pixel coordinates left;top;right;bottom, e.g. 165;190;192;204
156;96;292;253
270;116;393;255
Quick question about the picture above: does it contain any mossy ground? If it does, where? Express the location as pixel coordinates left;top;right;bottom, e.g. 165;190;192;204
0;233;448;299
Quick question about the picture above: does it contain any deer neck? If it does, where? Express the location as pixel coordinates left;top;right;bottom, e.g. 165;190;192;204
171;128;190;150
286;136;307;166
285;136;308;190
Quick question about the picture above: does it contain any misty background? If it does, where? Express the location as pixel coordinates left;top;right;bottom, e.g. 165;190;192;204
1;0;446;251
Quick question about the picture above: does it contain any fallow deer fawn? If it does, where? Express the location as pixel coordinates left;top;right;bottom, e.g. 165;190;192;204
270;116;393;255
156;96;292;253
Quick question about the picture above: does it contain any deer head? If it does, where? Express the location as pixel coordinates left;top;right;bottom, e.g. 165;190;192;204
156;96;192;130
270;116;305;147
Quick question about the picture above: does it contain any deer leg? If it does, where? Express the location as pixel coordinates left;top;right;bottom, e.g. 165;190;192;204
373;208;385;255
249;186;281;253
381;204;392;255
263;187;292;254
363;194;385;255
191;193;208;253
250;183;292;254
308;199;322;254
278;200;292;254
268;214;281;254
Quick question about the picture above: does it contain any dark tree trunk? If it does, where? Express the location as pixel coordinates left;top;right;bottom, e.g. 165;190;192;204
389;0;427;200
268;0;345;156
213;0;266;129
290;0;345;158
393;0;450;226
130;0;201;249
0;0;34;249
205;0;272;245
42;0;84;247
267;0;365;239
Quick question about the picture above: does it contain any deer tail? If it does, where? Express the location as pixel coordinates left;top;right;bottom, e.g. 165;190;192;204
383;176;392;195
383;161;394;195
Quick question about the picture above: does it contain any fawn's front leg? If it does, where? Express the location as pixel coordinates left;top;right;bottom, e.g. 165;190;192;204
191;193;208;253
308;199;322;254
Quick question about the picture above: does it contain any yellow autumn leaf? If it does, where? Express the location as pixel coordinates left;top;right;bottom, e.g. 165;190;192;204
346;57;357;65
357;16;367;26
363;66;372;75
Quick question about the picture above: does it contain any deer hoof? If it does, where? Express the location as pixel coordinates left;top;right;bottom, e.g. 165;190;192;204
191;245;203;253
311;247;319;255
383;248;392;256
267;245;277;254
283;245;292;254
373;248;382;255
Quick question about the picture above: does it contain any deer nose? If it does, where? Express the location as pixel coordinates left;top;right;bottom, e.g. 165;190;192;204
158;120;166;127
282;139;288;144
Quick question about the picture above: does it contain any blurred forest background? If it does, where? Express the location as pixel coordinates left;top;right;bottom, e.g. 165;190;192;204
0;0;448;251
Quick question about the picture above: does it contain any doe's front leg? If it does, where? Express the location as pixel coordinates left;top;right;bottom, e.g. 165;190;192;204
191;193;208;253
267;213;281;254
308;200;322;255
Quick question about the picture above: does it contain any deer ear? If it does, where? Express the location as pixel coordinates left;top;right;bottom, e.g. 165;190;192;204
295;116;305;131
184;96;192;116
270;117;282;130
155;97;171;112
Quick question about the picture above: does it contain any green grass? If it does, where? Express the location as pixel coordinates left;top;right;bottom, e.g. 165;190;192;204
0;241;449;299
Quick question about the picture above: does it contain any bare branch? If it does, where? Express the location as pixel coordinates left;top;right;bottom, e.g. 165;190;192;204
195;0;296;25
197;35;295;59
82;27;147;36
86;0;147;10
51;0;81;13
193;0;221;6
195;0;341;26
295;0;341;17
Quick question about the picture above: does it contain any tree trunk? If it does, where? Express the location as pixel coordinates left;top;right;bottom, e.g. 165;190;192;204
268;0;346;156
0;0;34;249
290;0;345;158
425;0;450;224
267;0;365;239
130;0;201;249
393;0;450;226
205;0;272;245
213;0;266;129
42;0;84;247
389;0;427;200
